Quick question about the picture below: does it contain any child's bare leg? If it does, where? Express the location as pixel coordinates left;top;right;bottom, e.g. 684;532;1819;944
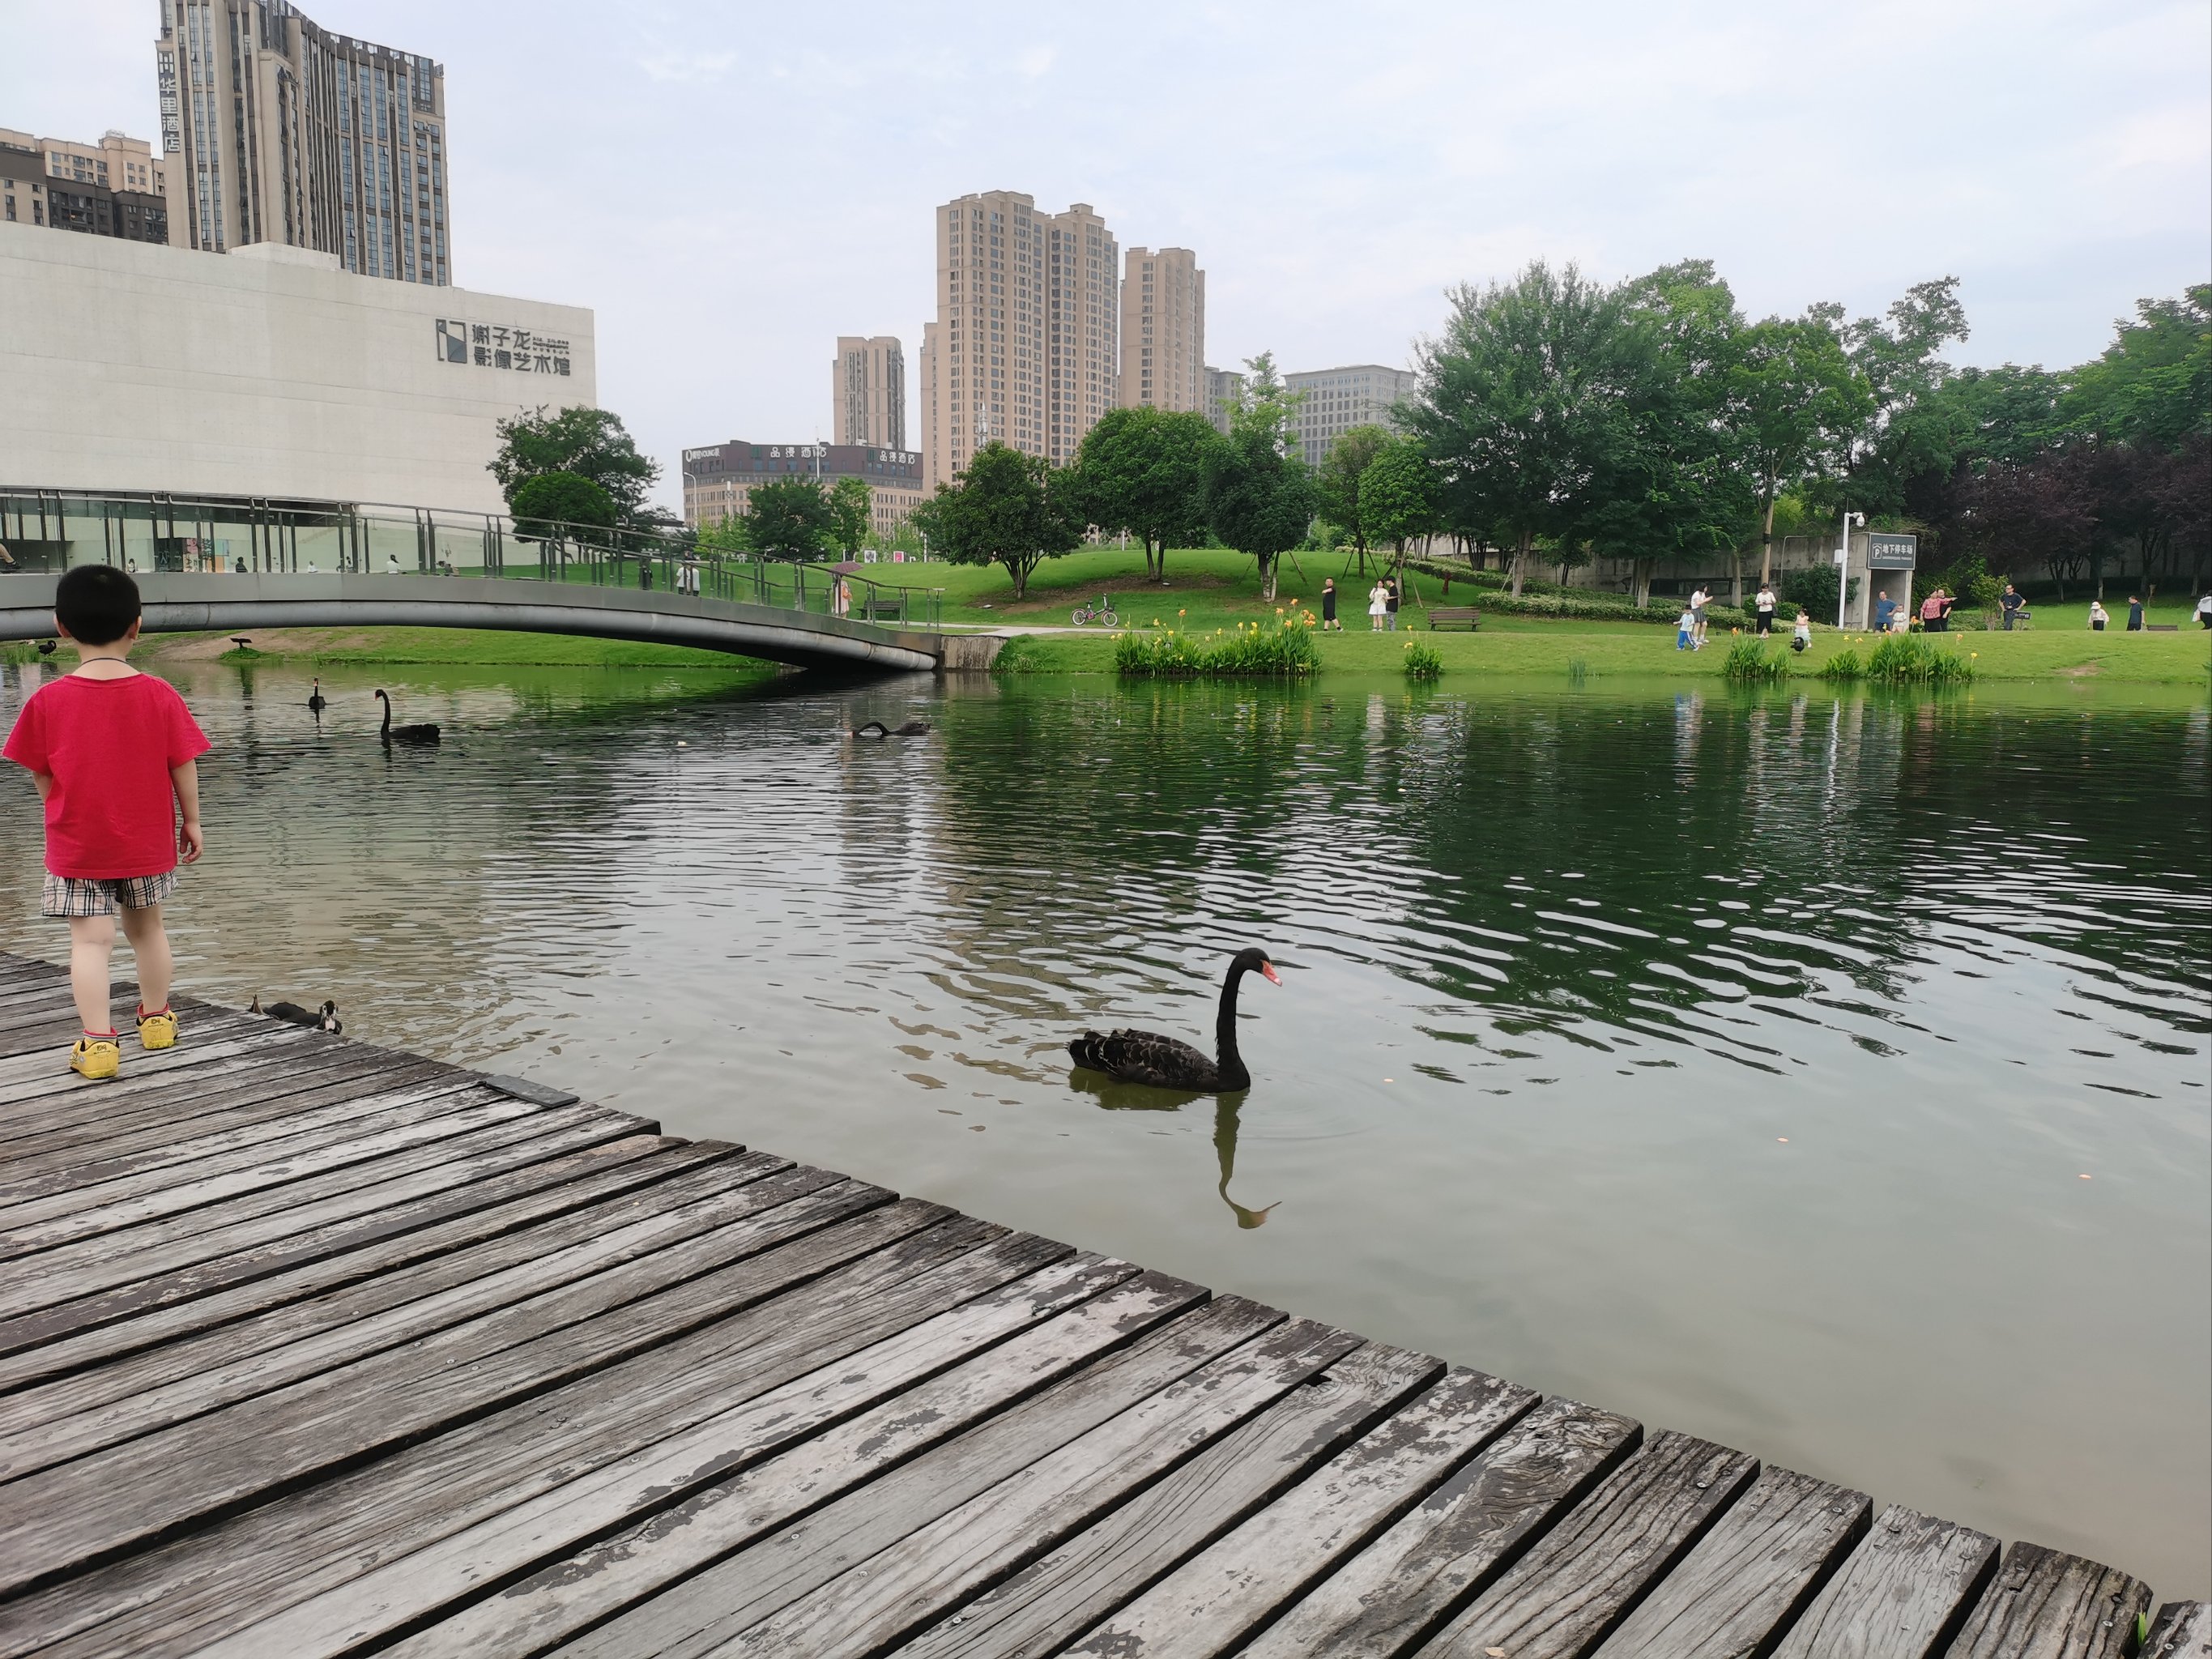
67;914;117;1033
118;903;173;1012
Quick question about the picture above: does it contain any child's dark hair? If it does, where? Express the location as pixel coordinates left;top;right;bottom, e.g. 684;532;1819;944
54;565;142;647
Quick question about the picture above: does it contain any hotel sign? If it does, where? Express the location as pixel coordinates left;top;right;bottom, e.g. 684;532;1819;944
435;319;572;377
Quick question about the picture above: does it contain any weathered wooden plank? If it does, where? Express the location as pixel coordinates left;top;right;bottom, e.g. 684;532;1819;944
0;1212;1060;1655
0;1107;650;1356
0;1051;467;1196
553;1296;1290;1659
380;1270;1215;1659
205;1253;1152;1658
2140;1603;2212;1657
0;1137;725;1395
710;1316;1369;1659
0;1131;685;1377
0;1149;795;1475
921;1358;1521;1659
0;1102;648;1330
1942;1542;2152;1659
0;1175;927;1595
1241;1395;1640;1659
0;1017;298;1102
0;1085;531;1252
0;1051;455;1177
1588;1466;1871;1658
1417;1430;1761;1659
1771;1505;1999;1659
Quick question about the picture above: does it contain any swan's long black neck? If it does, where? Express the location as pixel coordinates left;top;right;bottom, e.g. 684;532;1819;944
1213;963;1252;1090
377;693;390;736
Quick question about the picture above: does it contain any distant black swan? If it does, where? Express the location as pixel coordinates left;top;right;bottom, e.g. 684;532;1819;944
848;719;931;737
1068;948;1281;1091
307;678;327;712
250;996;343;1034
375;689;440;745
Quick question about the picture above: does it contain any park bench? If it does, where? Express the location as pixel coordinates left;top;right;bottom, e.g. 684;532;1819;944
2146;623;2178;632
1427;606;1482;631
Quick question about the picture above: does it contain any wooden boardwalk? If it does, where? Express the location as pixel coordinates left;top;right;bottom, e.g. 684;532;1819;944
0;950;2199;1658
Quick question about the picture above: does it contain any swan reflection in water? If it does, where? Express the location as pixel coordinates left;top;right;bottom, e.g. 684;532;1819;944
1064;1073;1280;1230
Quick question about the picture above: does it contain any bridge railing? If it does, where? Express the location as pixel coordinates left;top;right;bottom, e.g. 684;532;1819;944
0;488;943;633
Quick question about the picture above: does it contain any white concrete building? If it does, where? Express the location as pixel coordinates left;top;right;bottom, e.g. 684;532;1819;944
1285;363;1417;469
0;224;594;513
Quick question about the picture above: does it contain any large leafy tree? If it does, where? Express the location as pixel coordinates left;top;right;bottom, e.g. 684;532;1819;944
1314;424;1393;574
1408;261;1649;598
1072;406;1219;583
507;471;616;544
1355;435;1439;566
826;476;874;557
2062;285;2212;451
1818;278;1971;520
489;406;660;526
744;477;836;558
910;441;1084;599
1726;309;1867;589
1204;353;1315;602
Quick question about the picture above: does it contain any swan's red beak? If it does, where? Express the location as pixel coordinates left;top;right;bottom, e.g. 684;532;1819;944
1259;961;1281;986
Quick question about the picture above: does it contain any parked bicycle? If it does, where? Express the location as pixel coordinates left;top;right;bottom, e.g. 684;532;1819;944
1071;595;1119;627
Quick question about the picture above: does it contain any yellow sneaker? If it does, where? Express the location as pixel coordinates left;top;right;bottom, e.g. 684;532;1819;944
137;1005;178;1050
70;1036;121;1081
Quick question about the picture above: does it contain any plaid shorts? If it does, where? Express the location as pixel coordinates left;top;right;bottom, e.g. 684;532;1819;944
41;871;178;918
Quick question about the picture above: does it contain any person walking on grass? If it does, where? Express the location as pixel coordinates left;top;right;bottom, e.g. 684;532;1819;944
2197;591;2212;629
1792;608;1813;653
2001;583;2026;629
1754;582;1776;636
1368;579;1389;631
2088;599;2108;632
1385;578;1401;632
2;565;208;1081
1690;586;1711;646
2125;595;2143;632
1676;602;1697;651
1320;578;1340;631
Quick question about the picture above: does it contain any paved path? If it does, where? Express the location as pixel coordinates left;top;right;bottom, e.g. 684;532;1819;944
0;951;2195;1657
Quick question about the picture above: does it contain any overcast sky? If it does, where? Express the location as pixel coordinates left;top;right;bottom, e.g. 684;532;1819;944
13;1;2209;511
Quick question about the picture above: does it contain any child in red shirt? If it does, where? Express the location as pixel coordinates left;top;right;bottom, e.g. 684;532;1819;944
4;565;209;1080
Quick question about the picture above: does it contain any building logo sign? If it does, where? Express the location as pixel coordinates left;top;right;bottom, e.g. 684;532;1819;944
435;319;572;377
1866;532;1918;569
156;52;181;155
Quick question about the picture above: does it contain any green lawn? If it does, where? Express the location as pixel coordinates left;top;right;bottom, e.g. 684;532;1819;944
130;627;773;672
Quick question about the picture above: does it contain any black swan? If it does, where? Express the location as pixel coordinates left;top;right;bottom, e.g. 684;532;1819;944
251;996;343;1034
1068;948;1280;1091
375;689;440;745
848;719;931;737
307;678;327;711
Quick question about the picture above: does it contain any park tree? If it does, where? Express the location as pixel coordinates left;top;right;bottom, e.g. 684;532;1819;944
1355;435;1439;568
910;441;1084;599
1204;352;1315;603
1725;309;1867;591
1815;278;1971;522
507;471;615;544
826;476;874;557
2061;285;2212;451
744;477;837;559
1072;406;1218;582
1314;424;1392;574
489;406;660;526
1408;261;1648;598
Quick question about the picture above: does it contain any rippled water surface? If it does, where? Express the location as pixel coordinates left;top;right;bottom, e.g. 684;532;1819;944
3;660;2207;1589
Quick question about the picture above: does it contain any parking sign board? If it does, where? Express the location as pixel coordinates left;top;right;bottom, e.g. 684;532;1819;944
1867;532;1917;569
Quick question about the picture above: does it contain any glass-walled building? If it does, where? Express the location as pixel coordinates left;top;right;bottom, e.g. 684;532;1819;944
156;0;452;284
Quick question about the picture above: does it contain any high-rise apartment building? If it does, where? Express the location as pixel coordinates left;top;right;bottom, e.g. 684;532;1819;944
919;191;1118;489
156;0;453;284
1;129;170;244
1115;247;1203;415
1285;363;1417;468
1201;365;1245;435
833;335;906;450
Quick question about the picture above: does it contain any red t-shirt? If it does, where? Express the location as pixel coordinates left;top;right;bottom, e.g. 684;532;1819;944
4;672;211;879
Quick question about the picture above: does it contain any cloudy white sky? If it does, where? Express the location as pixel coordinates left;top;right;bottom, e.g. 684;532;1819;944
13;1;2209;511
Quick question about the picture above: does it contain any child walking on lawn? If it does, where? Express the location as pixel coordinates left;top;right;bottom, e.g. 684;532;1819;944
4;565;209;1080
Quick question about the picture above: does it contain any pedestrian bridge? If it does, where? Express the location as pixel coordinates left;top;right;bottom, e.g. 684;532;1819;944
0;569;944;673
0;483;960;671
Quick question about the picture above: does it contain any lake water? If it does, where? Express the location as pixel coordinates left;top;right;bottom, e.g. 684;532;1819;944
2;659;2206;1592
